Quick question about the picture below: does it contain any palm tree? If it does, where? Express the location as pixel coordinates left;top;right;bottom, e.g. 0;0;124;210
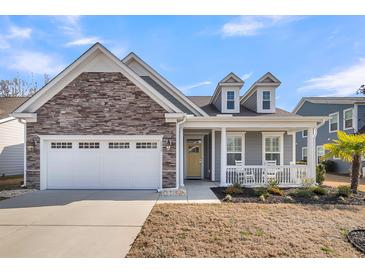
323;131;365;193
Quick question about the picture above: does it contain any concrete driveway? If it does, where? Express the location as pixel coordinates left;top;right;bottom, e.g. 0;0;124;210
0;190;158;258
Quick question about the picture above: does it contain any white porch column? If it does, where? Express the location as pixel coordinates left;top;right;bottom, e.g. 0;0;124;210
307;127;317;181
220;127;227;186
211;129;216;181
179;126;184;187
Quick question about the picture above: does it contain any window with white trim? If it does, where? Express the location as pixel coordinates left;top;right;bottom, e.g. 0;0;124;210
264;136;281;164
317;146;325;163
108;142;130;149
51;142;72;149
262;91;271;110
226;91;235;110
302;130;308;138
226;136;242;166
79;142;100;149
136;142;158;149
329;112;339;132
343;108;353;130
302;147;307;161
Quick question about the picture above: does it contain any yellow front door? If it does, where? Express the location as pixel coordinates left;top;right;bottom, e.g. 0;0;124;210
186;140;202;178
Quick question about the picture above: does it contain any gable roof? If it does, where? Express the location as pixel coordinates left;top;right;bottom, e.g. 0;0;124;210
12;43;183;116
292;96;365;113
210;72;244;104
240;72;281;104
122;52;207;116
0;97;28;120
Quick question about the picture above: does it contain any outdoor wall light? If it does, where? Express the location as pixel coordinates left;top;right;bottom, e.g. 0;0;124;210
166;139;172;151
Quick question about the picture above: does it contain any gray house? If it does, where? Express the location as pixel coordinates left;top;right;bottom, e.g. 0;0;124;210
11;43;326;190
293;97;365;174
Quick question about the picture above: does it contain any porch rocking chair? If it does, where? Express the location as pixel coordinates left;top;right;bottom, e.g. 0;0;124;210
264;160;277;183
235;160;255;185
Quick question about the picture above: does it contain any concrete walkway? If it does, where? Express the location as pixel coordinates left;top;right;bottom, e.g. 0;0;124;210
157;180;221;204
0;190;158;258
0;182;220;257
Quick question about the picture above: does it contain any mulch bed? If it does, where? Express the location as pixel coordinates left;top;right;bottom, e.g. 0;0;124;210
348;230;365;254
211;186;365;205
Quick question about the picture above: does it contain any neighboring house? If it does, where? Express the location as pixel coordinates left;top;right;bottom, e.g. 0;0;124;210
11;43;325;190
293;97;365;174
0;97;28;176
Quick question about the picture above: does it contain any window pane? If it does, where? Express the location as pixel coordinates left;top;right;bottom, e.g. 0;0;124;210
303;130;308;137
330;122;338;131
345;119;352;128
227;100;235;110
227;153;241;166
263;91;270;100
262;100;270;110
227;136;241;152
344;109;352;120
265;137;280;153
227;91;235;100
265;153;280;165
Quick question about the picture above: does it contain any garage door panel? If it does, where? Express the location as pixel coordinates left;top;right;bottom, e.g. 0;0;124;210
44;139;161;189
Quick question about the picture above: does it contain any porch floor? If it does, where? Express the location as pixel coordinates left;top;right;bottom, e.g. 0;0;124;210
157;180;221;204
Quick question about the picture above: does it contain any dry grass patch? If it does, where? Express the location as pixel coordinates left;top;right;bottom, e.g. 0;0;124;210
127;203;365;258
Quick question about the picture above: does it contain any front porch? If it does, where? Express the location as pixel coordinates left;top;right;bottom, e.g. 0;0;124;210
176;117;319;188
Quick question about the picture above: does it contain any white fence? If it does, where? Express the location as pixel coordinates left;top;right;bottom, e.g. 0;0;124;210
226;165;308;187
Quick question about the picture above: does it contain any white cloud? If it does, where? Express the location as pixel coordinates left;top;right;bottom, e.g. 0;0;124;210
299;58;365;96
55;15;81;37
221;16;301;37
65;36;102;47
0;25;32;49
7;50;64;75
180;81;212;93
7;26;32;39
241;72;253;81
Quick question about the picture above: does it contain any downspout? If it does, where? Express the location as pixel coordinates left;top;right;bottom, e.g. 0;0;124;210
176;114;187;188
18;118;27;188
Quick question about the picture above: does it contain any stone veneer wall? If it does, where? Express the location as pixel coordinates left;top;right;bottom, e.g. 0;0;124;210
26;72;176;189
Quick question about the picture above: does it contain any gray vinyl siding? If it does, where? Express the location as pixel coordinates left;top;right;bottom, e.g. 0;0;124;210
242;92;257;112
284;134;293;165
215;131;221;181
141;76;194;115
245;131;262;165
0;119;24;176
296;101;357;173
213;93;222;112
358;104;365;131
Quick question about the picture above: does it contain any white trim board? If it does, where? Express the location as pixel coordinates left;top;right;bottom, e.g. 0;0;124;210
12;43;182;116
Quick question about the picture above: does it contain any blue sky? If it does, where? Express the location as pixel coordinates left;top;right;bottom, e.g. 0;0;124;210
1;15;365;110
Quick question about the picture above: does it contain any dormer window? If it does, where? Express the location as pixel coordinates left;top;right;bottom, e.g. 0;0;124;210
226;91;235;110
262;91;271;110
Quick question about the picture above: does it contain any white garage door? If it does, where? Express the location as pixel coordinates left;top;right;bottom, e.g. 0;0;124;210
42;137;162;189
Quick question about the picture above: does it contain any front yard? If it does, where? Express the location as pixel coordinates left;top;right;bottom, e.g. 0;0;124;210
127;203;365;258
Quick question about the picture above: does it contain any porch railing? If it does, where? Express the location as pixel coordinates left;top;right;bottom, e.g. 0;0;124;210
226;165;308;187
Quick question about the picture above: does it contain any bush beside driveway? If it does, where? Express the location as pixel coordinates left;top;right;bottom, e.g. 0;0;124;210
127;203;365;258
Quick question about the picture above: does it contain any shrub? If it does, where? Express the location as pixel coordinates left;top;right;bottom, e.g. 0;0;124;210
322;160;337;172
316;164;326;185
337;185;352;197
224;185;243;195
267;179;279;188
291;188;314;198
254;187;268;197
223;194;232;202
268;186;284;196
310;186;327;196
